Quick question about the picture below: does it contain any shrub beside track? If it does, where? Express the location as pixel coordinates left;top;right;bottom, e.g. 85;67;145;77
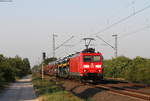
103;56;150;84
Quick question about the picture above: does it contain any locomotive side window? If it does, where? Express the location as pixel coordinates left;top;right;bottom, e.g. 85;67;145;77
84;56;92;62
93;56;100;62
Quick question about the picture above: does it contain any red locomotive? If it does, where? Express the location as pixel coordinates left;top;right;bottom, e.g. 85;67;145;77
43;38;103;82
44;48;103;82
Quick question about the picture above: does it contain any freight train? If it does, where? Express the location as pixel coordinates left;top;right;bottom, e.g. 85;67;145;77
43;48;104;82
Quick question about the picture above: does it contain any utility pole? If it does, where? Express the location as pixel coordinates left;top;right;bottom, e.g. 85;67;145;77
53;34;57;58
96;35;118;58
42;63;44;80
112;34;118;58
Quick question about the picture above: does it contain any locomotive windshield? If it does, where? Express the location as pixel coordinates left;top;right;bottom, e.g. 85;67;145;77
84;56;101;62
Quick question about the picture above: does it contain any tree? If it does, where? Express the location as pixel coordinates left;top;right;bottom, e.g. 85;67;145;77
0;54;31;87
0;55;15;83
23;58;31;74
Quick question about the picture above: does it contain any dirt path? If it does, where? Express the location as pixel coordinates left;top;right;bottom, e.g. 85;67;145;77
0;75;38;101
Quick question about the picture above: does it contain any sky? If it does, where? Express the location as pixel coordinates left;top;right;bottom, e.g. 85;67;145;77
0;0;150;66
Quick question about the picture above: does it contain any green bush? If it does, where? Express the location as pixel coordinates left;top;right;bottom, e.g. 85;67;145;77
103;56;131;78
124;56;150;84
0;54;31;87
103;56;150;84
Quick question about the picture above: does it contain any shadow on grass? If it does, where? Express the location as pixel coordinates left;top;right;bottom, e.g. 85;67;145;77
67;85;104;101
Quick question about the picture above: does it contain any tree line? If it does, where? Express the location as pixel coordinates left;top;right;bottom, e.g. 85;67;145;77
0;54;31;86
103;56;150;84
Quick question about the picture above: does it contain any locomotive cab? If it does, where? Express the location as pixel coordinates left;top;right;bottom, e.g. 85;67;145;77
80;53;103;81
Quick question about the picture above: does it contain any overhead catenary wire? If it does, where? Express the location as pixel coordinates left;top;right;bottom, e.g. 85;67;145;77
56;3;150;56
56;49;70;58
94;25;150;58
101;25;150;43
60;24;150;58
56;25;150;58
55;36;74;50
63;38;83;49
96;35;115;49
55;37;83;57
119;25;150;39
54;3;150;58
94;4;150;36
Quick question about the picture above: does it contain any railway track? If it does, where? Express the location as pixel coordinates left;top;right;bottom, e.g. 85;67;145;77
91;84;150;101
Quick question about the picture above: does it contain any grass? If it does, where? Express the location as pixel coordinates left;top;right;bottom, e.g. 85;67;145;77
41;91;83;101
32;73;84;101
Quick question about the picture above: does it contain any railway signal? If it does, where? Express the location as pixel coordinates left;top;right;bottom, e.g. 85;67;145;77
42;52;46;60
42;52;46;80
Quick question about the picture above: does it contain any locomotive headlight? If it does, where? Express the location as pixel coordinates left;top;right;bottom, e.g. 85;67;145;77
97;69;101;72
95;65;101;68
83;65;90;68
84;69;88;72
